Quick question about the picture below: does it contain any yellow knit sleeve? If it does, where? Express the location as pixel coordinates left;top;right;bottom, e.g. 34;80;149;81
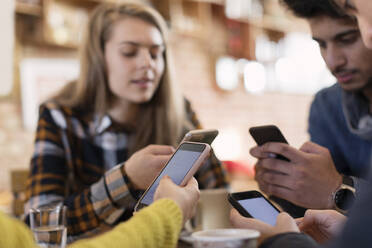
69;198;183;248
0;211;38;248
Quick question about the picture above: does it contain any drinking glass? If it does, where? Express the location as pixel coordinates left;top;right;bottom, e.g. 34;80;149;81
29;204;67;248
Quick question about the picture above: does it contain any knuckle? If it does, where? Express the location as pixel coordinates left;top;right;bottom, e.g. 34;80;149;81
301;156;310;165
261;143;271;153
258;182;267;193
294;179;305;192
266;184;274;195
263;173;275;183
254;163;262;172
303;141;312;147
279;145;289;155
266;159;278;170
324;148;331;156
295;168;306;180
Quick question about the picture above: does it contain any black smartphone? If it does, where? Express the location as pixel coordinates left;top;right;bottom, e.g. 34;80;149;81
249;125;307;218
182;129;219;145
228;190;280;226
249;125;289;161
134;142;211;212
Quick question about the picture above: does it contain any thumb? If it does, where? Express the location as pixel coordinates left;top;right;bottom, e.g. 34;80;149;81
184;177;199;189
158;175;174;186
276;212;299;232
299;141;325;154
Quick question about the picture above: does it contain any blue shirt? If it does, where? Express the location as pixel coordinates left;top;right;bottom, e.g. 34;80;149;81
308;83;372;177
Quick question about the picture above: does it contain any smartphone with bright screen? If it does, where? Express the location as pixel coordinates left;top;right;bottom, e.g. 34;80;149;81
228;191;280;226
237;198;279;226
135;142;210;211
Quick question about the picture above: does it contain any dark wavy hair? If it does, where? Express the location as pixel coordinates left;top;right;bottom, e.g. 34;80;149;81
280;0;353;20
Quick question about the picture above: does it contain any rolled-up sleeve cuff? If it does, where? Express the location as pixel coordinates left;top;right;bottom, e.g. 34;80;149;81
119;163;144;200
90;163;138;225
105;163;139;207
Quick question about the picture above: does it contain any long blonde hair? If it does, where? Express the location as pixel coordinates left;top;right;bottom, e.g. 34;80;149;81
54;2;189;155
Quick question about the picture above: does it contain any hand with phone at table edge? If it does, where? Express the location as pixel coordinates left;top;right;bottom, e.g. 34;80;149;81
251;138;343;210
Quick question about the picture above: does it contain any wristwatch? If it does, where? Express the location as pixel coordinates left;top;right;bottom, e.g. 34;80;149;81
333;176;356;214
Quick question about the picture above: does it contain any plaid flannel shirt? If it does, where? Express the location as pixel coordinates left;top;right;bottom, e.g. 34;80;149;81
25;100;227;240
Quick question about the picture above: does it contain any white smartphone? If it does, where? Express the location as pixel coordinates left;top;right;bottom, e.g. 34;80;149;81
182;129;219;145
134;141;211;211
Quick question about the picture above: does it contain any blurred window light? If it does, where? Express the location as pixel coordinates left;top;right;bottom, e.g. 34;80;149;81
225;0;263;20
244;61;266;93
213;128;243;161
271;32;335;94
0;0;14;96
255;35;278;62
216;57;239;91
236;58;249;75
275;57;294;83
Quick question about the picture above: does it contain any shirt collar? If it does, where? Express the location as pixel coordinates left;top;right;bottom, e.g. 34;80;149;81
92;114;113;135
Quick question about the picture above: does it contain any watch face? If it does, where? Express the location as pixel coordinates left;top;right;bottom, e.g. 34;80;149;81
335;188;355;211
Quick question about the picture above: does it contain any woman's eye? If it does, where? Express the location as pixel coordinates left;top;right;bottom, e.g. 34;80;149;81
150;52;161;59
121;51;136;57
150;49;164;59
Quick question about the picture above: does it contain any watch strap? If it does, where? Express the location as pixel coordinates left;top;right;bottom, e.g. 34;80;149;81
342;175;354;187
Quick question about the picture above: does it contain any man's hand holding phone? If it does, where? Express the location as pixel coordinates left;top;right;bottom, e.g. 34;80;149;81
251;141;342;209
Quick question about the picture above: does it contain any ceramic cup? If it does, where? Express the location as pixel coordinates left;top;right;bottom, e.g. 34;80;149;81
192;228;260;248
189;188;231;231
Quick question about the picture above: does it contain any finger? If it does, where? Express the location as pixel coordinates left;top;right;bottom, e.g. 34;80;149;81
230;209;272;231
299;209;320;230
260;158;293;175
295;217;303;226
261;142;307;162
157;175;173;189
299;141;328;155
147;145;175;155
185;177;199;189
302;226;321;242
254;164;266;181
152;155;173;167
250;146;275;159
261;171;295;189
276;212;299;231
263;183;298;204
277;212;293;222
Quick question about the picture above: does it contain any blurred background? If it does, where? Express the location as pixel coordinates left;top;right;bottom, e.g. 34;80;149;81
0;0;336;215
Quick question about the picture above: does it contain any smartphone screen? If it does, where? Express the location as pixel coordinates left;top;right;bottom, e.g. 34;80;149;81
237;197;279;226
140;143;207;206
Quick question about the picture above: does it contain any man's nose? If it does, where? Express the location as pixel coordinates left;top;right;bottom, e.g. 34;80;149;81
324;45;347;72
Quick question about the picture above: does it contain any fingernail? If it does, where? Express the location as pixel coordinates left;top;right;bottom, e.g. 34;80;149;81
268;153;277;158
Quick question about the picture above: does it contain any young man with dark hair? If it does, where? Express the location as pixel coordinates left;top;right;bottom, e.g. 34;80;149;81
231;0;372;247
252;0;372;215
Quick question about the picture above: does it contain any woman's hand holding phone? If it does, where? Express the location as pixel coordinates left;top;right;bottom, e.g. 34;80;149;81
134;142;210;212
154;176;200;225
125;145;175;190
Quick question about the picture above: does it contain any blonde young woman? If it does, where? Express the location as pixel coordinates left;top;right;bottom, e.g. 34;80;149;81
24;2;227;240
